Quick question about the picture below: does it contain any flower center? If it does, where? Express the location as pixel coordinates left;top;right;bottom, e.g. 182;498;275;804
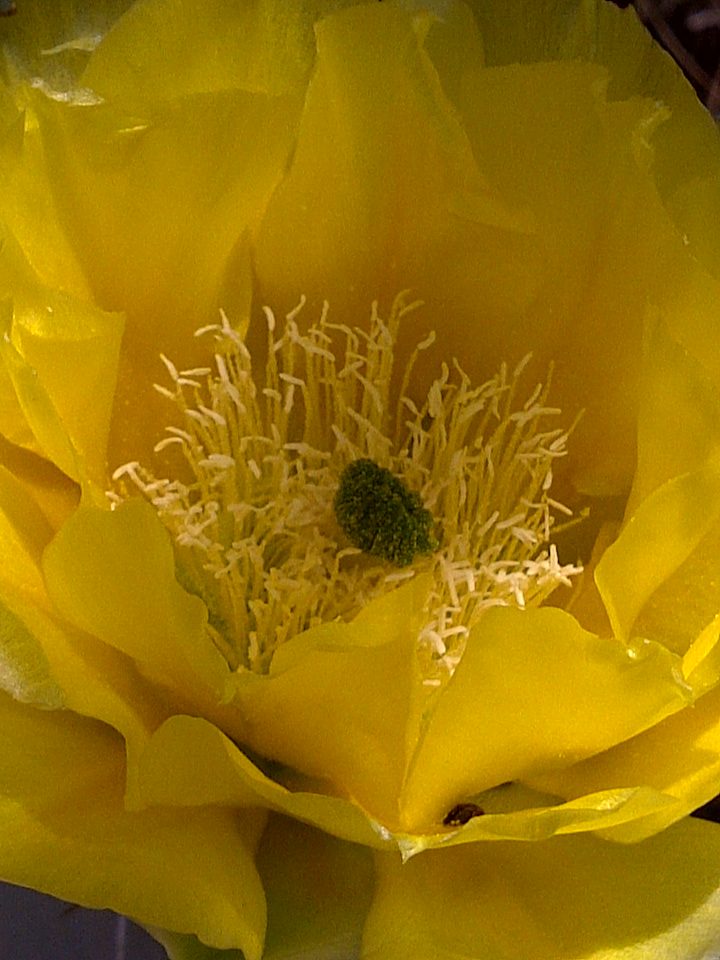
110;294;581;681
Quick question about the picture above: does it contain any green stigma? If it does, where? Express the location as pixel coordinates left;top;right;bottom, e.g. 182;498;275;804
334;458;438;567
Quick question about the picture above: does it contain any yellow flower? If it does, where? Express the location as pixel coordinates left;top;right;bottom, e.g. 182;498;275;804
3;0;720;957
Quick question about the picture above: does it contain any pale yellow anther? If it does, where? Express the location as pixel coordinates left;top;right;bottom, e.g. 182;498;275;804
111;295;581;680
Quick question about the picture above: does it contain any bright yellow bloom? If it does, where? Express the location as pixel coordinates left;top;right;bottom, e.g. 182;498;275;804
3;1;720;957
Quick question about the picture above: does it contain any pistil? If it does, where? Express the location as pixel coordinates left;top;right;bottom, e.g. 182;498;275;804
110;294;581;680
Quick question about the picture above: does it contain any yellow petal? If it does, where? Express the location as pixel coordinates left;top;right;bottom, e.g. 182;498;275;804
254;3;536;326
0;433;78;533
528;682;720;841
0;467;166;806
0;325;79;482
42;498;232;700
27;82;298;466
451;58;697;497
0;108;91;300
363;816;720;960
400;605;690;832
0;458;56;609
13;599;169;809
258;815;374;960
629;317;720;515
233;576;430;828
396;785;681;859
253;1;697;500
0;692;266;958
138;714;390;850
596;456;720;653
146;930;244;960
82;0;354;104
8;285;124;489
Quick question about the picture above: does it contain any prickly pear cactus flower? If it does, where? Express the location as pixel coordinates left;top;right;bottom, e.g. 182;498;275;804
4;0;720;957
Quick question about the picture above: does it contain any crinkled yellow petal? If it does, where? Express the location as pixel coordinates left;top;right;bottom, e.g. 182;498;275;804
0;230;44;452
254;1;697;499
10;597;169;809
27;84;298;467
82;0;357;104
451;57;694;497
468;0;605;65
0;692;266;959
592;290;720;689
362;817;720;960
254;2;537;330
400;605;690;832
528;681;720;841
138;714;390;849
0;459;56;608
596;456;720;652
0;598;64;710
233;576;430;829
42;498;232;700
0;468;167;806
258;815;374;960
0;0;132;88
8;286;123;490
629;318;720;515
0;326;79;482
0;109;91;301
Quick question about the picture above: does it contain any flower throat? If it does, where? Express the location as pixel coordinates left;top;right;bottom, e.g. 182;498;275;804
111;295;581;683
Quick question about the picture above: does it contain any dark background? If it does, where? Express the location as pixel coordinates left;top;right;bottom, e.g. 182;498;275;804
0;885;165;959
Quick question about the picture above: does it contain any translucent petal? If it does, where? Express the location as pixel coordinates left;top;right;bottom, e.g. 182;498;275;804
26;84;298;467
362;816;720;960
0;108;91;300
0;0;133;89
254;3;536;332
400;605;690;832
0;693;266;958
0;327;80;481
8;285;123;489
596;457;720;653
254;3;698;498
0;432;79;533
629;318;720;514
468;0;719;206
82;0;359;104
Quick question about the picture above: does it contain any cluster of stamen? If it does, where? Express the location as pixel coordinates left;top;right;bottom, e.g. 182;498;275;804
110;295;581;682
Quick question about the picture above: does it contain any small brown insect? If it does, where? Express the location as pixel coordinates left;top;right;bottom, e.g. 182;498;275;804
442;803;485;827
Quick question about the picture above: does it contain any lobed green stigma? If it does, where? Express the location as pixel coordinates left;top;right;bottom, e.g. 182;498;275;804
111;294;582;680
334;458;438;567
